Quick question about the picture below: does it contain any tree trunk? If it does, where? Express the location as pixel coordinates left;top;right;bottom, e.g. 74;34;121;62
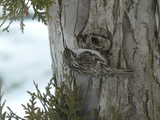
48;0;160;120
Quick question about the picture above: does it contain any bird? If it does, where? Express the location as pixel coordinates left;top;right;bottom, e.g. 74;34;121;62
63;47;135;78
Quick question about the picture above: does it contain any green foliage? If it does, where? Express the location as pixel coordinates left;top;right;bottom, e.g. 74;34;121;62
0;83;6;120
0;75;88;120
0;0;56;33
93;109;102;120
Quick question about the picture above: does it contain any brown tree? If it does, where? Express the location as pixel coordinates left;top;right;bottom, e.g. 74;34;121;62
48;0;160;120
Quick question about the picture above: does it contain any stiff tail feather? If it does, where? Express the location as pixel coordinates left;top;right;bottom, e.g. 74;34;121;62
112;69;135;76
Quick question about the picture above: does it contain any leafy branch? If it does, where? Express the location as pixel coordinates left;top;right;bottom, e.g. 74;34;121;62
0;83;6;120
0;75;89;120
0;0;55;33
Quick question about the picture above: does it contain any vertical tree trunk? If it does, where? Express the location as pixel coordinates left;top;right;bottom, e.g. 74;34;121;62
48;0;160;120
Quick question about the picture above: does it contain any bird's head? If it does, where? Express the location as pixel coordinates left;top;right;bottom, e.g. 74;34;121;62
63;47;77;66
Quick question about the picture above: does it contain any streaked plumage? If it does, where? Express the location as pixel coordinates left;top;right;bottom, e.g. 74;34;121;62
63;47;134;77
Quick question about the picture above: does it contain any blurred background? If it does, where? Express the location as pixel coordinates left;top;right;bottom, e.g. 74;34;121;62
0;15;52;116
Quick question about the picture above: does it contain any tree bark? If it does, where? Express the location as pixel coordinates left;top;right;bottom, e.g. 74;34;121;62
48;0;160;120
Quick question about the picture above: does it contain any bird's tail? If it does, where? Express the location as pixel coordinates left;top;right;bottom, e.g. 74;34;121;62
112;69;135;76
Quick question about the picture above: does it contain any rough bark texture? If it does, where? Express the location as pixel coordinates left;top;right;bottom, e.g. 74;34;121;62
48;0;160;120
